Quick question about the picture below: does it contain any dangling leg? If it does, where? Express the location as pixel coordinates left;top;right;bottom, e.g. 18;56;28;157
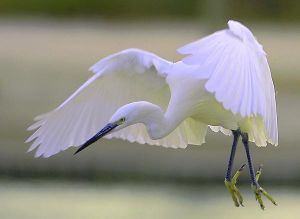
241;132;277;210
224;129;246;207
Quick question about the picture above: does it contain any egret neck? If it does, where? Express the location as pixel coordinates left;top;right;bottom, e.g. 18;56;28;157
125;101;187;140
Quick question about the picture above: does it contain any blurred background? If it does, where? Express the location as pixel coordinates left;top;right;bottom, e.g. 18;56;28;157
0;0;300;218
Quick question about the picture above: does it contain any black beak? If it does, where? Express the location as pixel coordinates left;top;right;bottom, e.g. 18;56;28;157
74;123;118;155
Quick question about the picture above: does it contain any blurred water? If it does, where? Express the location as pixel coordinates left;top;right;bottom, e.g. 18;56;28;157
0;180;299;219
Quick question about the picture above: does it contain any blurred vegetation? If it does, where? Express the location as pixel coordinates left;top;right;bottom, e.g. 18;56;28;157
0;0;299;184
0;1;299;217
0;0;198;18
0;19;299;181
0;0;300;22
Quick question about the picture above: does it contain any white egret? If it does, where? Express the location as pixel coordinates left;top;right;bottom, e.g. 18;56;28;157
26;20;277;209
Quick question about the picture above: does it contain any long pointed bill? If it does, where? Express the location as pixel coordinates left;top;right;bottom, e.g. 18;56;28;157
74;123;119;155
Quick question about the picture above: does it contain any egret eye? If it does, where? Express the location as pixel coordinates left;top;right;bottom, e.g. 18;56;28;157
115;117;125;125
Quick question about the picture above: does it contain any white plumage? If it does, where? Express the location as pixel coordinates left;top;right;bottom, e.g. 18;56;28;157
26;20;278;158
178;20;277;146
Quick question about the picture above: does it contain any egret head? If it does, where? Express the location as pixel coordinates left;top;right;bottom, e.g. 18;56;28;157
74;101;161;154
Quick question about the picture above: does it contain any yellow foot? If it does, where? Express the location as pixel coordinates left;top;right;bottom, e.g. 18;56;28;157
251;165;277;210
225;164;246;207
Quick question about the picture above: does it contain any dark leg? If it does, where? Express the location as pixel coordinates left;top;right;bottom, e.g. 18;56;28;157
241;132;277;210
225;130;241;181
241;133;257;186
224;129;245;207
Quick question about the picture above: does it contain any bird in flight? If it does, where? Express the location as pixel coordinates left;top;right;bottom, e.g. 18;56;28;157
26;20;278;209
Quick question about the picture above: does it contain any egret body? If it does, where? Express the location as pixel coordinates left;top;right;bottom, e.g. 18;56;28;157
27;20;278;209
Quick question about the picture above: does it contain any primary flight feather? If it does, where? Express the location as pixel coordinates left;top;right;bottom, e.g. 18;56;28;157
26;20;278;209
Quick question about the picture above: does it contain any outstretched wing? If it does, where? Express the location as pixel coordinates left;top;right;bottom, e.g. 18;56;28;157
178;20;278;146
26;49;202;157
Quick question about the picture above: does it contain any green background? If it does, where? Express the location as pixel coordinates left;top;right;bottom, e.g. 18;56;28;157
0;0;299;218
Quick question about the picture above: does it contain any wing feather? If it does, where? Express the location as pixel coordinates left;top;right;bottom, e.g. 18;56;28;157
26;48;206;157
178;20;278;146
